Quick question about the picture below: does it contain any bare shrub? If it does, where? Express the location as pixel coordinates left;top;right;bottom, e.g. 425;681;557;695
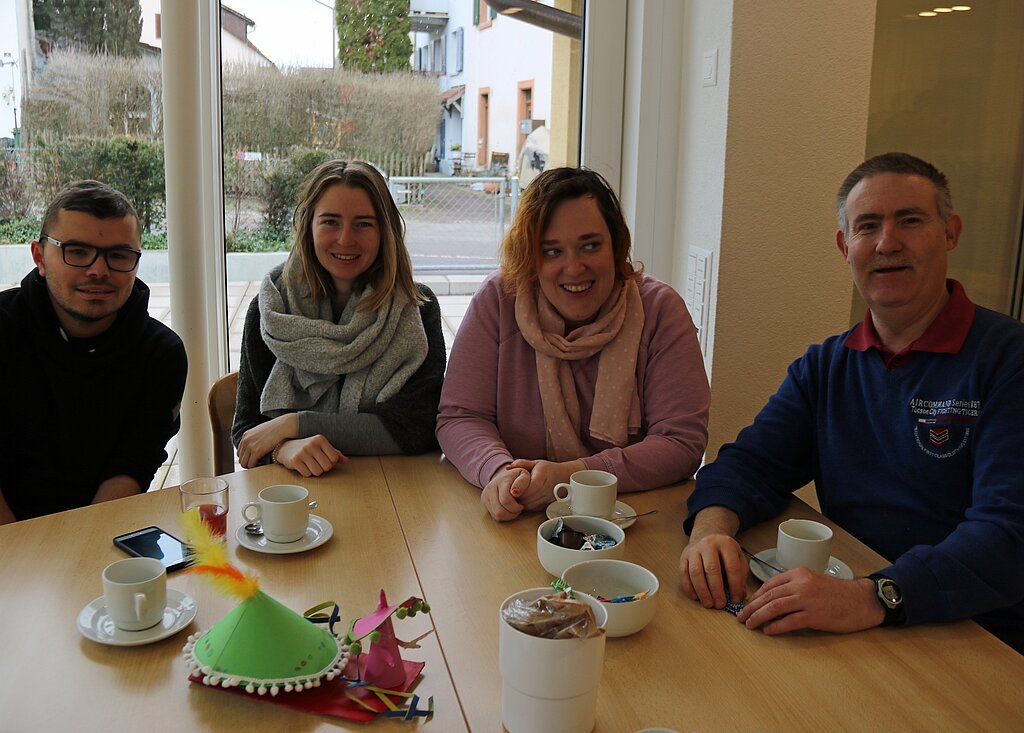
221;64;438;156
23;49;162;142
0;154;34;220
24;50;439;158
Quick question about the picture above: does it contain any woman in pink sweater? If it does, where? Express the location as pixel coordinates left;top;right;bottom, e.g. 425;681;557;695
436;167;710;521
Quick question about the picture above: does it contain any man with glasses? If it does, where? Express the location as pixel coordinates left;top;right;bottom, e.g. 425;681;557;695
0;180;186;523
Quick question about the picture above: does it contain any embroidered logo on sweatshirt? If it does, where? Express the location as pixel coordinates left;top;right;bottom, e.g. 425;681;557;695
909;397;978;459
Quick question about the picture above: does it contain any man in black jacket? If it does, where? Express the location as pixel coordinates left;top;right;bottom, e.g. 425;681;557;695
0;180;187;523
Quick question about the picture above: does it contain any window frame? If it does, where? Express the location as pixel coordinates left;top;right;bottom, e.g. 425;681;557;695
166;0;630;474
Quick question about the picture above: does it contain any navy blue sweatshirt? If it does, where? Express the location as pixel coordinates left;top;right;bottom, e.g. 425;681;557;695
687;282;1024;652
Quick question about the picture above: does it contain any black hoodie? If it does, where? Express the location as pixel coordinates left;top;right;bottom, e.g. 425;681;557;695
0;269;187;520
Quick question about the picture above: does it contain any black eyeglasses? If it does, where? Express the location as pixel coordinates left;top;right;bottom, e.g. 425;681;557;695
40;235;143;273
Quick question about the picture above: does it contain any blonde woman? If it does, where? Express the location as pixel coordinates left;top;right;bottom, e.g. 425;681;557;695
234;160;445;476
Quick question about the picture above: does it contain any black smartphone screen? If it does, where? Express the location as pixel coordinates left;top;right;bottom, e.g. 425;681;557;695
113;526;192;571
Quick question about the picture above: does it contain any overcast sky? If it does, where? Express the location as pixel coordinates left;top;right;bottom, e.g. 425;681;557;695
227;0;335;68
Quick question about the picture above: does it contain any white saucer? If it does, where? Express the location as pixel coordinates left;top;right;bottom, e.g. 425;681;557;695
77;588;197;646
748;548;854;582
235;514;334;554
545;499;638;529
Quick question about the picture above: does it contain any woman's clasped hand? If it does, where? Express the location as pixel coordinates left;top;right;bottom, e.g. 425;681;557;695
480;459;586;521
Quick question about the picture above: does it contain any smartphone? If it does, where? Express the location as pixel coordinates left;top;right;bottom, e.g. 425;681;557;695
113;526;193;572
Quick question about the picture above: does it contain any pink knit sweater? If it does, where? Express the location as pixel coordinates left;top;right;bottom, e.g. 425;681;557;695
436;272;710;491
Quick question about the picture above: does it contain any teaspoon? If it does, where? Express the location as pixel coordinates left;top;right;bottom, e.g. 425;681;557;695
611;509;658;523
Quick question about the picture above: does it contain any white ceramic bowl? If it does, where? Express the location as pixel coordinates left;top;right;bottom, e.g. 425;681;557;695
561;559;659;637
537;516;626;577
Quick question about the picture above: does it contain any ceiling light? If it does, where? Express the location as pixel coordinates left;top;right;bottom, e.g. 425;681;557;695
951;5;971;10
933;7;953;12
918;11;938;16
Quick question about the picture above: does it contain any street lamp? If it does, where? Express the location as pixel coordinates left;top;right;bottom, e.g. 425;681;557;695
311;0;337;70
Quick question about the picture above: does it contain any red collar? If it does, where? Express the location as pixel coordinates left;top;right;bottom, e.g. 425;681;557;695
844;280;975;368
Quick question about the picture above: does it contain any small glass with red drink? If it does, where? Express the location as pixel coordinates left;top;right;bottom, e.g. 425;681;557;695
179;477;230;541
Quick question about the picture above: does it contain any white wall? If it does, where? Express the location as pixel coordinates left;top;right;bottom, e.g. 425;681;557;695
140;0;271;67
463;10;553;166
665;0;877;458
139;0;160;47
220;31;271;66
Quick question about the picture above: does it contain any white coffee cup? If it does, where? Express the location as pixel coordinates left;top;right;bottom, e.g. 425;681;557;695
499;587;608;733
776;518;833;572
242;484;310;543
552;470;618;519
102;557;167;631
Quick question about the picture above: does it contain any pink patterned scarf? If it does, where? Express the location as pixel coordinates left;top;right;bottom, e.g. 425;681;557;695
514;278;645;461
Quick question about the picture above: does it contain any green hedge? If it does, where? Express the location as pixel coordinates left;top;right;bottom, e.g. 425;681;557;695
263;148;343;237
33;136;165;232
7;139;403;251
0;217;39;244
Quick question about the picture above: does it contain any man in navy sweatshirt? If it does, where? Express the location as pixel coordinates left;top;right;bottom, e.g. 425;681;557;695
679;152;1024;653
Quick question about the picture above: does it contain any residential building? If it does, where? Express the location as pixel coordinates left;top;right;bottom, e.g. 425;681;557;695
139;0;272;67
411;0;558;175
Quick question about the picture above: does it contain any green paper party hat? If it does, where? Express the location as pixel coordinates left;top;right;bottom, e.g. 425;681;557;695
178;510;348;696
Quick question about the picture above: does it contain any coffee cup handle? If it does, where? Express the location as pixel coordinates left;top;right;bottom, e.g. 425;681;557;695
242;502;262;523
552;483;570;502
133;592;147;621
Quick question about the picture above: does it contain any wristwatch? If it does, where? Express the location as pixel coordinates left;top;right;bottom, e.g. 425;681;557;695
871;575;905;627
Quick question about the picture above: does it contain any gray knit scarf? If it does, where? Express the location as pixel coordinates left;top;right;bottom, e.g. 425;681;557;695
257;259;427;417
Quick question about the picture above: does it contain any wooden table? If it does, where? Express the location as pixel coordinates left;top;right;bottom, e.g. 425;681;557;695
380;454;1024;732
0;459;467;732
2;454;1022;731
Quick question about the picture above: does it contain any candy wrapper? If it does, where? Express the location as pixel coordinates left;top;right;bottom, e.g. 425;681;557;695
501;592;605;640
546;519;618;551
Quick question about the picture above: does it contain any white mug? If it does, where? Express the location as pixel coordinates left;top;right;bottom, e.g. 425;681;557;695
242;484;310;543
552;470;618;519
776;518;833;572
102;557;167;631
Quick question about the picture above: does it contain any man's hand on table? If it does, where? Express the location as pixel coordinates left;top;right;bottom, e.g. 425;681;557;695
737;571;884;634
679;506;747;608
91;475;142;504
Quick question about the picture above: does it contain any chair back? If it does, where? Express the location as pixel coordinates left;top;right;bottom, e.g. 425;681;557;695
208;371;239;476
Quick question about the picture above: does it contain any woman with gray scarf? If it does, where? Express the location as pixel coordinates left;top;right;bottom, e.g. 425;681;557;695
232;160;445;477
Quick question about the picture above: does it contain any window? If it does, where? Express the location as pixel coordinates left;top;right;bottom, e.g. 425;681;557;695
517;81;533;157
475;0;495;30
432;37;445;74
454;27;464;73
477;88;490;165
4;0;614;479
